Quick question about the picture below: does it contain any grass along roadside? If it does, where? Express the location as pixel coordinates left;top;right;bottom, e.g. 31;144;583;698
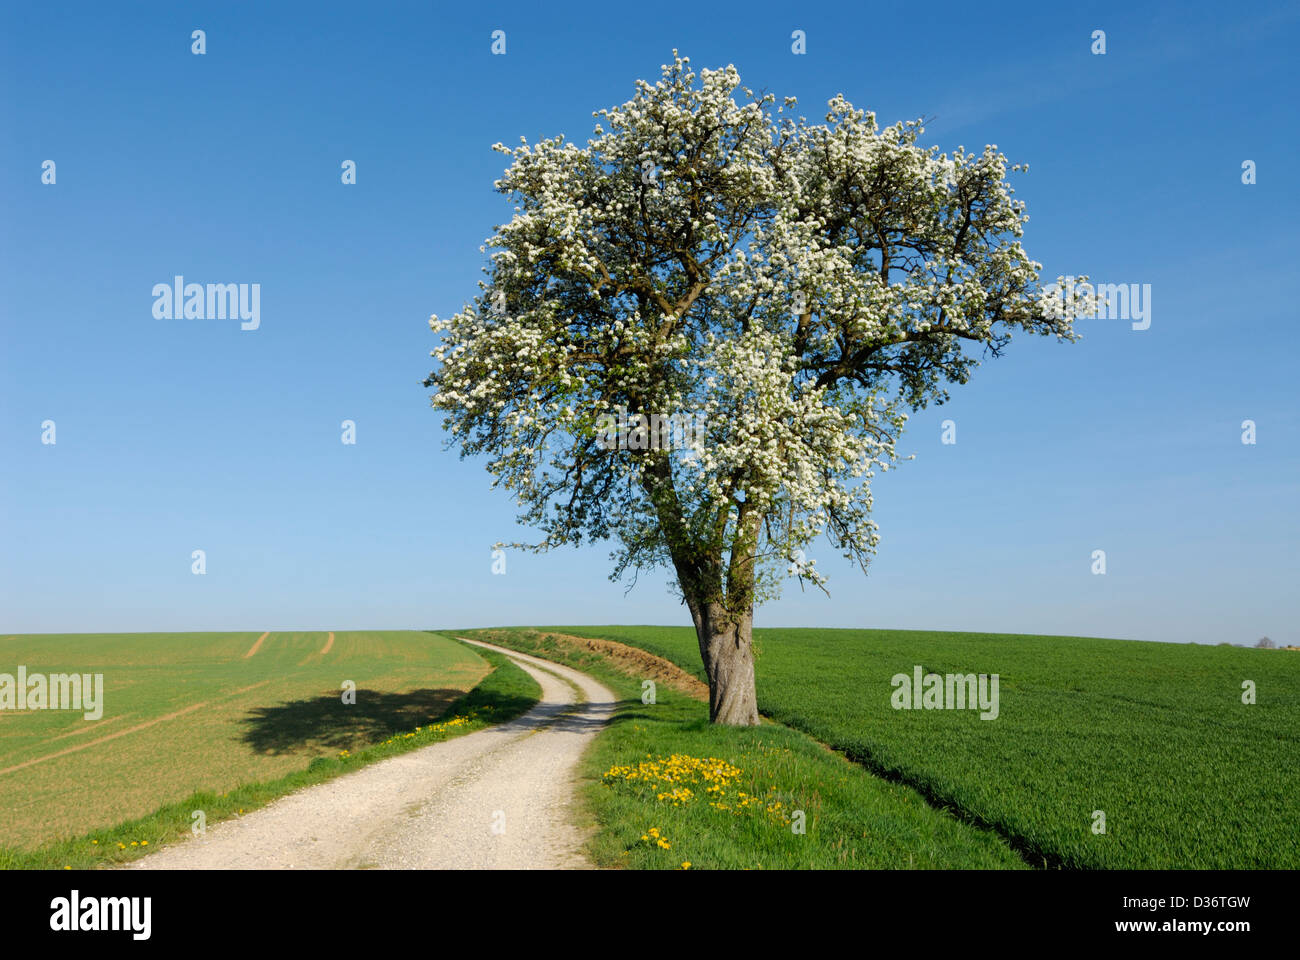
458;628;1025;869
0;647;539;870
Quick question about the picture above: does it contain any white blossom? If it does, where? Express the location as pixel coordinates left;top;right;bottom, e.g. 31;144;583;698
425;53;1077;607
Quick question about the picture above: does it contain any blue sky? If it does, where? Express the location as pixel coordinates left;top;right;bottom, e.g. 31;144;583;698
2;1;1296;644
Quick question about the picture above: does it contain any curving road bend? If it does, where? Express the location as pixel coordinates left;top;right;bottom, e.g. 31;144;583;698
131;639;616;870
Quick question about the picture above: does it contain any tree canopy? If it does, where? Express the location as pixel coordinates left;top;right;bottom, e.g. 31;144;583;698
425;53;1090;722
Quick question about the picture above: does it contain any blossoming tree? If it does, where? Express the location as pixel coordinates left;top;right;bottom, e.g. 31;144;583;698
426;54;1087;725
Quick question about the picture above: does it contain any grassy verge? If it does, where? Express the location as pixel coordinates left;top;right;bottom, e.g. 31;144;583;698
0;646;539;870
460;628;1025;870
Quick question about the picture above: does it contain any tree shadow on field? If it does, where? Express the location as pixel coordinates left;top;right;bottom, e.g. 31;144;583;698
238;688;469;756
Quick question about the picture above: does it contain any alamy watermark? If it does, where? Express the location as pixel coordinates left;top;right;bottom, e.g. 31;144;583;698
891;665;999;720
1039;277;1151;331
50;891;150;940
0;667;104;720
152;276;260;330
596;406;706;455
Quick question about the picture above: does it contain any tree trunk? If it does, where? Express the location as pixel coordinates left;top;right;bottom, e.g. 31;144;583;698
691;600;760;726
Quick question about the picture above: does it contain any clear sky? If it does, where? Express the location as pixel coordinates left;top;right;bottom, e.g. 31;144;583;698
2;1;1296;644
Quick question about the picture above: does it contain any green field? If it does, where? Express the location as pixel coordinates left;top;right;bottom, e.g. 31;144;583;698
6;624;1292;871
498;626;1300;869
0;630;493;849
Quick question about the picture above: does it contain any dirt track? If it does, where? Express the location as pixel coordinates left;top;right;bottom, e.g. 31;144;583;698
131;639;616;870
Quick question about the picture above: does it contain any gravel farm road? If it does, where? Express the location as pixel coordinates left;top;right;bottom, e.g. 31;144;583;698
131;638;617;870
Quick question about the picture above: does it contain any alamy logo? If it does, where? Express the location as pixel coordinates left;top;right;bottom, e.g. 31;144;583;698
50;891;150;940
0;667;103;720
152;275;260;330
595;406;706;455
1039;276;1151;331
890;665;999;720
